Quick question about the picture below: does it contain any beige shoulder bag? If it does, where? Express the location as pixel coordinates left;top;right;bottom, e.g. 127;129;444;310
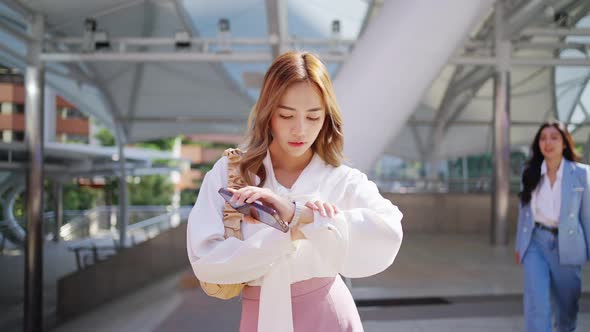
199;148;248;299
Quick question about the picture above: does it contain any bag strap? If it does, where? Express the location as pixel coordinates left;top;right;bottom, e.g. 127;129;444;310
222;148;246;240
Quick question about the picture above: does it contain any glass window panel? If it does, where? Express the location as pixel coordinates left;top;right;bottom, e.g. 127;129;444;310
556;85;584;120
580;81;590;116
571;105;586;124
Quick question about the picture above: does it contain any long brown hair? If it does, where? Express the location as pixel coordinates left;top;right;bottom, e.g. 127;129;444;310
519;121;581;205
239;51;344;186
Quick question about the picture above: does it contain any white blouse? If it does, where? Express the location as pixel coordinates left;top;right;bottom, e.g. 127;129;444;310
532;159;564;228
186;151;404;332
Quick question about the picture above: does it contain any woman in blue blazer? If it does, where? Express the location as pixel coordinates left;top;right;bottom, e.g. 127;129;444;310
515;121;590;332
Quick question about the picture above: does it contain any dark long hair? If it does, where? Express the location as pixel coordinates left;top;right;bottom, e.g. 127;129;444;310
519;121;581;205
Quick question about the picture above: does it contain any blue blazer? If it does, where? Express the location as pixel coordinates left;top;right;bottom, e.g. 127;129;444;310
515;160;590;265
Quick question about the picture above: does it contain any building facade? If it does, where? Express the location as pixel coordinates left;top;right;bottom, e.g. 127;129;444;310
0;67;89;144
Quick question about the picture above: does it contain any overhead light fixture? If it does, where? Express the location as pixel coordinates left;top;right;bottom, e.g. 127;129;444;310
82;18;97;52
330;19;342;54
82;17;110;51
84;18;97;32
175;31;191;49
217;18;231;53
332;19;341;36
218;18;230;32
93;31;110;50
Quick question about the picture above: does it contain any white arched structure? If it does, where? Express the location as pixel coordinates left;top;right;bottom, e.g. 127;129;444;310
335;0;495;171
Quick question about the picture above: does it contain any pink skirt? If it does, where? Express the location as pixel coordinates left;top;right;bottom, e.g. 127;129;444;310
240;275;363;332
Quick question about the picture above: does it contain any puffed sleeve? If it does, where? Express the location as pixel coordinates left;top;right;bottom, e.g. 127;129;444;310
299;168;403;278
186;157;295;284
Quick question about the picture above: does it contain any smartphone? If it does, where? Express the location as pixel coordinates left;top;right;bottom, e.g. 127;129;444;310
218;188;289;233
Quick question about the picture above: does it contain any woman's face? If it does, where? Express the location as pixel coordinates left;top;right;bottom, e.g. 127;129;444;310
538;126;565;161
269;82;326;158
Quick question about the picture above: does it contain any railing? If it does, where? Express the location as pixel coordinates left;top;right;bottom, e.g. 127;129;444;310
64;206;192;270
0;205;193;267
126;206;191;244
55;206;173;241
374;177;522;194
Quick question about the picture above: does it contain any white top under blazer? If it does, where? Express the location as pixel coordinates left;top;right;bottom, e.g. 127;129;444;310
186;151;403;332
532;159;564;228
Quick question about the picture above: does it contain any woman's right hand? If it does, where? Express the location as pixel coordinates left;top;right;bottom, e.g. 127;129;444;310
226;186;295;224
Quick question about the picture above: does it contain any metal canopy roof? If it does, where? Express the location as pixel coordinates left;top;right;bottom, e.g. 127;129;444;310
0;0;370;144
0;141;184;178
2;0;254;143
385;0;590;162
1;0;589;168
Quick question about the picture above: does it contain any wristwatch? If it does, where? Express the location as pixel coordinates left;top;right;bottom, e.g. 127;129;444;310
289;201;303;229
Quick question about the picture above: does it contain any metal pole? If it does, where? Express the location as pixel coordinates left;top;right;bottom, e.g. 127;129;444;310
24;13;45;332
115;126;128;248
52;180;63;243
462;156;469;193
491;1;511;246
585;133;590;164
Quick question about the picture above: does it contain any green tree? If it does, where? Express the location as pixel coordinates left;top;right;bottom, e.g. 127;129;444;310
180;189;198;206
95;128;115;146
62;182;100;210
136;137;177;151
128;175;174;206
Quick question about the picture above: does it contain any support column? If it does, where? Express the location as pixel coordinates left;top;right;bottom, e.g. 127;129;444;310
52;180;63;243
43;86;56;143
24;13;45;332
265;0;288;59
462;156;469;193
584;133;590;164
491;0;511;246
115;126;128;248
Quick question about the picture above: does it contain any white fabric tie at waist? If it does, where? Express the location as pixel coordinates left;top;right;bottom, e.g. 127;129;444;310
258;258;293;332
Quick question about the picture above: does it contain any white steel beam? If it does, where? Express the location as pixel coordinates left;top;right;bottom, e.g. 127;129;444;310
40;51;349;63
41;52;272;62
172;0;194;37
116;116;249;123
0;17;33;42
464;40;590;52
265;0;289;58
504;0;557;38
408;119;590;127
565;73;590;123
48;36;355;48
451;56;590;66
50;0;150;31
125;1;155;138
521;27;590;37
1;0;34;19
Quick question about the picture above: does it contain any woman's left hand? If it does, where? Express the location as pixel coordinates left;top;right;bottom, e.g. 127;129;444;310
305;200;339;218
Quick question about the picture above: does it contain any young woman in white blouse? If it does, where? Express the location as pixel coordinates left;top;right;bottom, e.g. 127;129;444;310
515;121;590;332
186;51;403;332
